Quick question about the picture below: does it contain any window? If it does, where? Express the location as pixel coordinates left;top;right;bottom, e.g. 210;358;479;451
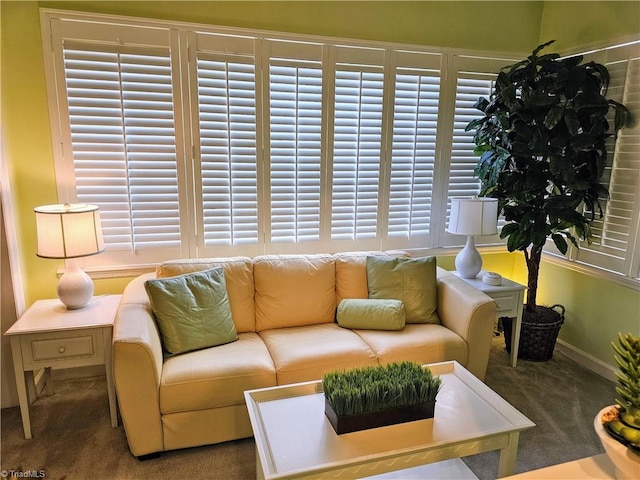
43;10;638;283
190;32;260;258
545;42;640;282
386;51;442;249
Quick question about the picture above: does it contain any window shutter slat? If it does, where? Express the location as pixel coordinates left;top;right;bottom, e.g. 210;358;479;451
269;62;323;244
64;47;181;251
331;67;384;241
576;55;640;272
387;69;440;242
197;57;259;247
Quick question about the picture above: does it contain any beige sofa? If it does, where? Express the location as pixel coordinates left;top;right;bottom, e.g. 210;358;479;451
112;252;496;457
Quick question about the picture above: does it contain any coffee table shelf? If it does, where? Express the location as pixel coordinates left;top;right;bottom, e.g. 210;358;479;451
245;361;534;480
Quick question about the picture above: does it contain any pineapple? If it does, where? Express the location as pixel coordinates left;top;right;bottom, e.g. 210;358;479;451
605;333;640;452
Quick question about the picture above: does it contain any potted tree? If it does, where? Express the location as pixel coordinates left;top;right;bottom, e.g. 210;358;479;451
466;40;632;361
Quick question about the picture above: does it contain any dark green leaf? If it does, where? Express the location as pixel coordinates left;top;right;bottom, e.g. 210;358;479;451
544;105;565;130
574;92;608;110
552;233;568;254
610;100;634;130
531;40;556;58
562;55;584;69
500;222;520;239
507;229;530;252
587;61;610;93
473;97;490;113
528;94;559;106
465;117;486;132
570;134;597;150
564;231;579;248
564;110;580;136
532;227;547;246
565;67;586;99
544;195;581;214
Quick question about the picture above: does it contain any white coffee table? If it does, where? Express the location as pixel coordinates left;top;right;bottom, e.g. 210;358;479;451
245;361;535;480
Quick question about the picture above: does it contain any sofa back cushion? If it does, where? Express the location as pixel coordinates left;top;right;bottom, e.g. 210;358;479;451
254;254;336;331
156;257;256;333
334;251;409;305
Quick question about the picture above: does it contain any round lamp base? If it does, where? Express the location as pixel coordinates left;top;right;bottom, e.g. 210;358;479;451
57;265;94;309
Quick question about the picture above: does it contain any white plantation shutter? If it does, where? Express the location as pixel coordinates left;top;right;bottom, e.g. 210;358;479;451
449;72;494;200
573;45;640;277
63;45;183;259
42;12;640;284
331;47;385;247
441;56;514;247
386;64;440;247
267;42;324;249
195;55;259;253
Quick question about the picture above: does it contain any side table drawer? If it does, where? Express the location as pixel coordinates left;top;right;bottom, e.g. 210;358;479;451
490;294;518;317
31;335;94;361
20;329;106;370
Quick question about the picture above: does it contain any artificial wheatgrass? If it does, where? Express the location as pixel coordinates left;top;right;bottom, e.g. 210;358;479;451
322;361;441;417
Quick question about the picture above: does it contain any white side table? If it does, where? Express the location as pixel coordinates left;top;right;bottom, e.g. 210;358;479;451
4;295;121;439
452;271;526;367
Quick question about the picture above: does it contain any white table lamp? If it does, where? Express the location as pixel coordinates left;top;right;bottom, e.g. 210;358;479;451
34;203;105;309
447;197;498;279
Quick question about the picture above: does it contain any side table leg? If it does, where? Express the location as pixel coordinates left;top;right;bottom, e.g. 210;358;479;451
497;431;520;478
10;337;32;439
42;367;54;396
103;327;118;427
511;292;525;368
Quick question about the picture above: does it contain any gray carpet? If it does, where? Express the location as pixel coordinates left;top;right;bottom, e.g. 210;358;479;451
1;336;616;480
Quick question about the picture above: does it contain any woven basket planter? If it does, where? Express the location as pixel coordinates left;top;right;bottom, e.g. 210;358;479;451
503;304;565;362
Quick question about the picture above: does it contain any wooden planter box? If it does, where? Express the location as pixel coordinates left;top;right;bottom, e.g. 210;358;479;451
324;397;435;435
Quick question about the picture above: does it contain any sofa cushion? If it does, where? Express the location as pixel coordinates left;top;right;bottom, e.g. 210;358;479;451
157;257;256;333
254;254;336;331
367;255;440;324
145;267;238;355
160;333;276;414
334;250;409;305
354;324;468;366
259;323;378;385
337;299;405;331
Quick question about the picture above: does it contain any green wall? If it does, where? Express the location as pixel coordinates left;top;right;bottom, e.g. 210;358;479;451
537;0;640;366
39;1;543;51
540;1;640;50
2;1;639;369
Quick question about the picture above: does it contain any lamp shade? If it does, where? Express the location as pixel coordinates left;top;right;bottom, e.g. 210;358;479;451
34;204;104;259
448;197;499;236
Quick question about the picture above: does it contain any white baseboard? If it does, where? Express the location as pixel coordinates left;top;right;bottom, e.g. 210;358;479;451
556;339;617;383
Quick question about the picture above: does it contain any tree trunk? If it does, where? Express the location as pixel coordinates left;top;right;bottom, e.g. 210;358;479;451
524;244;543;312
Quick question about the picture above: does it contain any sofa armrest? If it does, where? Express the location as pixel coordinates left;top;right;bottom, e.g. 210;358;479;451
436;273;496;381
112;273;164;456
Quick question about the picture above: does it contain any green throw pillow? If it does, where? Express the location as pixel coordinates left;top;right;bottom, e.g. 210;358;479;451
366;256;440;324
145;267;238;355
337;299;406;331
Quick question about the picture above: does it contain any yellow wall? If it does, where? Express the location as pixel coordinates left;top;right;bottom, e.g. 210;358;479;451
537;0;640;365
540;1;640;50
2;1;639;368
39;1;543;51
